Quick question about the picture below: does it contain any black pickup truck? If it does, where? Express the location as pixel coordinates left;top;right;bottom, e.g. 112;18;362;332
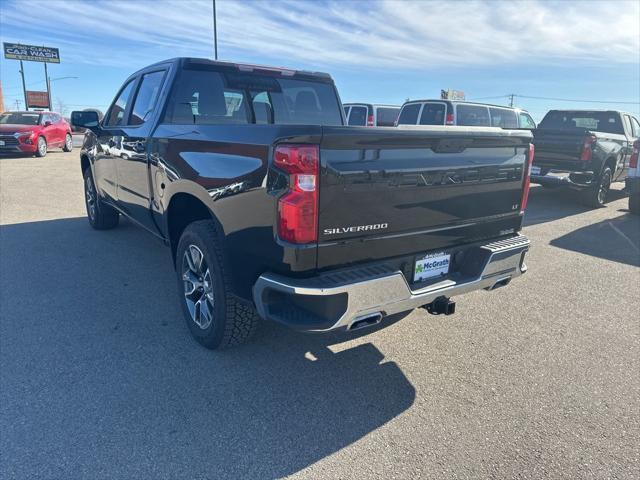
71;58;533;349
531;110;640;207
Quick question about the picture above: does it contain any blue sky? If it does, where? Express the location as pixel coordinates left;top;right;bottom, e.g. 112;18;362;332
1;0;638;121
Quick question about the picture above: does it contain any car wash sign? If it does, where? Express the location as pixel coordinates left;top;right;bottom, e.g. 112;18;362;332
3;43;60;63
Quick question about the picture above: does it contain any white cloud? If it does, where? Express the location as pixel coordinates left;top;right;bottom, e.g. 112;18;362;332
1;0;638;70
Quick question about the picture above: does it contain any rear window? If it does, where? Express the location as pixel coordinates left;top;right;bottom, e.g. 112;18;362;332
164;67;342;125
397;103;421;125
489;108;518;128
539;111;624;134
348;106;367;126
376;107;399;126
456;104;490;126
419;103;446;125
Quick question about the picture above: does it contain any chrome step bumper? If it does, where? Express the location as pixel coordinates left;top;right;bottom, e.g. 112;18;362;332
253;234;530;332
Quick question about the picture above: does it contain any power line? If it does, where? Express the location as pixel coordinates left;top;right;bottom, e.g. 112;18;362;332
470;93;639;105
469;95;510;101
512;94;639;105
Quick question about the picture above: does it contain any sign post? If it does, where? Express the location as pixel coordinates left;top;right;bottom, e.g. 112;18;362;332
3;43;60;111
44;62;51;110
19;60;28;111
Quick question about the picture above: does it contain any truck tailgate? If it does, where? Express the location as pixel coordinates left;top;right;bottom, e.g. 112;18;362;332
532;128;587;167
317;126;532;269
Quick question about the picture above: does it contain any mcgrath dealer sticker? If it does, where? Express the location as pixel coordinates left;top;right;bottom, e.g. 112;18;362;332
414;252;450;282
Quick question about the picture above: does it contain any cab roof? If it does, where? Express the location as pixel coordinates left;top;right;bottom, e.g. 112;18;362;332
141;57;333;82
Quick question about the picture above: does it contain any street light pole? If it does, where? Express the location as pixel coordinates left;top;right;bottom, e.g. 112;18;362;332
213;0;218;60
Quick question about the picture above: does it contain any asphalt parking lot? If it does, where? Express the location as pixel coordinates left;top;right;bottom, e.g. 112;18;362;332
1;150;639;479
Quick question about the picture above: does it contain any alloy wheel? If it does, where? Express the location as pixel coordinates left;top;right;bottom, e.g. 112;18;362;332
598;172;611;205
182;245;215;330
38;137;47;156
85;175;96;221
65;134;73;150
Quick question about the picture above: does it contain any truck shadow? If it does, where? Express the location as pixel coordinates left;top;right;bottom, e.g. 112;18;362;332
524;185;628;227
0;217;416;479
549;213;640;267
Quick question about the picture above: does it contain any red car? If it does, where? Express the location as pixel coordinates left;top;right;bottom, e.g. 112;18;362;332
0;111;73;157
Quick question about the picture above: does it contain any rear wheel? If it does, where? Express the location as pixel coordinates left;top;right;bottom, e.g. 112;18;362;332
629;194;640;215
83;168;119;229
63;133;73;152
176;220;259;350
581;167;611;208
35;136;47;157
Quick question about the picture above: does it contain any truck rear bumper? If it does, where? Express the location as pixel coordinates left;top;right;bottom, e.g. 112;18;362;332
253;234;530;332
531;170;595;188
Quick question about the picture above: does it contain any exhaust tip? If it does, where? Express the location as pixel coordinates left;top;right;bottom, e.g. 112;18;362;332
348;313;383;331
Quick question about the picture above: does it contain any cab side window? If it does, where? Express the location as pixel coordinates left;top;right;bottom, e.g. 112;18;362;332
130;71;166;126
631;117;640;138
105;79;136;127
519;113;536;129
623;115;633;137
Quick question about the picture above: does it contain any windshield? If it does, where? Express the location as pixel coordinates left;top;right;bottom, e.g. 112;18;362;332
539;111;624;134
0;112;41;125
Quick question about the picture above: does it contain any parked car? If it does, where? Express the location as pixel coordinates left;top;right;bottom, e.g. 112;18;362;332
396;100;536;129
531;110;640;207
71;57;532;350
0;111;73;157
343;103;400;127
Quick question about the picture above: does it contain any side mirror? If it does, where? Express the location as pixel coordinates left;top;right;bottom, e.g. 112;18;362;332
71;111;100;131
43;120;52;127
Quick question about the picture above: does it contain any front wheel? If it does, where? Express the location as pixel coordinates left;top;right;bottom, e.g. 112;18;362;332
176;220;258;350
581;167;611;208
83;168;119;229
629;194;640;215
63;133;73;152
35;136;47;157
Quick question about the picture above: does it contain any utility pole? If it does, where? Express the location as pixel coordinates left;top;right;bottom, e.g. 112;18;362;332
508;94;515;107
19;60;28;111
212;0;218;60
44;62;52;110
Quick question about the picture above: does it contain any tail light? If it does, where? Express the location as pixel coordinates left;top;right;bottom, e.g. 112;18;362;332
630;139;639;169
445;113;454;125
367;115;374;127
520;143;535;214
580;134;597;162
274;144;319;244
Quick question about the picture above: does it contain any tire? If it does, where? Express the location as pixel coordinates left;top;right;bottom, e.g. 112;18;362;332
176;220;259;350
629;194;640;215
581;167;612;208
83;168;119;229
35;136;47;157
62;133;73;152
